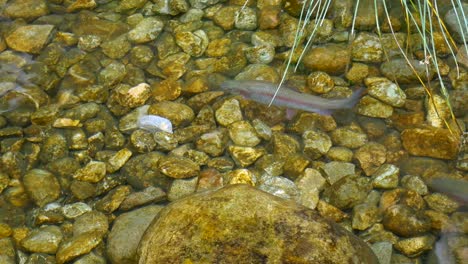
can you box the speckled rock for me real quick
[235,6,257,30]
[303,44,350,75]
[148,101,195,127]
[352,203,381,231]
[175,30,209,57]
[215,98,243,127]
[330,125,368,149]
[382,204,431,237]
[323,161,355,185]
[357,95,394,118]
[295,168,326,209]
[371,164,399,189]
[365,77,406,107]
[306,71,334,94]
[394,235,435,257]
[4,0,48,20]
[20,225,62,254]
[401,127,460,160]
[23,169,61,207]
[72,161,106,183]
[6,24,54,54]
[323,174,372,210]
[354,142,387,176]
[158,156,200,179]
[424,193,460,214]
[228,145,265,167]
[107,205,163,264]
[302,129,332,159]
[101,35,131,59]
[228,120,261,147]
[138,184,378,263]
[351,32,383,62]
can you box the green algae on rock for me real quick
[138,184,379,264]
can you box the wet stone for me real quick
[357,95,394,118]
[345,63,369,84]
[306,71,334,94]
[352,203,381,231]
[215,98,243,127]
[73,211,108,238]
[228,145,265,167]
[302,129,332,159]
[371,164,399,189]
[174,30,209,57]
[66,0,97,12]
[295,168,326,209]
[228,120,261,147]
[326,146,353,162]
[289,112,337,133]
[323,161,355,185]
[394,235,435,257]
[158,155,200,179]
[213,6,238,30]
[245,44,275,64]
[380,58,434,84]
[354,142,387,176]
[365,77,406,107]
[23,169,60,207]
[148,101,194,127]
[128,17,164,44]
[55,232,102,264]
[167,177,199,201]
[424,193,460,214]
[120,186,166,211]
[101,35,131,59]
[61,202,92,219]
[107,205,163,264]
[258,175,299,199]
[6,25,54,54]
[444,3,468,43]
[283,153,310,180]
[324,174,372,210]
[4,0,49,20]
[153,131,178,152]
[330,125,368,149]
[73,161,106,183]
[20,225,62,254]
[270,133,300,159]
[382,204,431,237]
[235,6,257,30]
[252,118,272,140]
[352,32,383,62]
[400,175,428,196]
[138,184,378,263]
[401,127,460,160]
[303,44,350,75]
[151,79,181,102]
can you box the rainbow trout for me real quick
[220,80,363,116]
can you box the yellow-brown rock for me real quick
[401,127,460,160]
[138,184,378,263]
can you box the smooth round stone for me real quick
[138,184,378,263]
[148,101,195,127]
[23,169,61,207]
[107,205,163,264]
[20,225,63,254]
[158,156,200,179]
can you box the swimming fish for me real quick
[220,80,363,116]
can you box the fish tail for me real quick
[345,88,364,108]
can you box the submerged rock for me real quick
[138,184,378,263]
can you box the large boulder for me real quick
[138,184,378,263]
